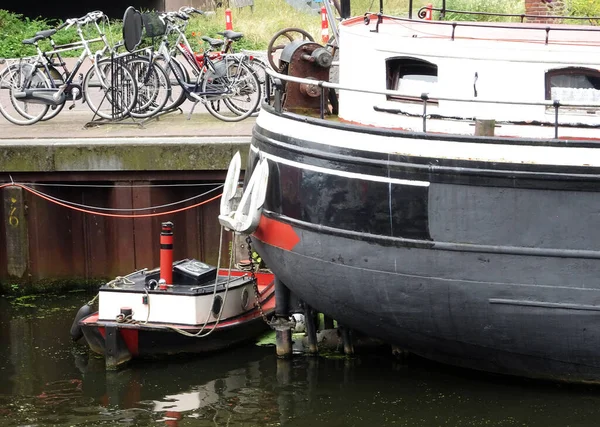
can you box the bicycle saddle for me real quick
[35,29,57,38]
[201,36,225,48]
[217,30,244,41]
[22,29,57,45]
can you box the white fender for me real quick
[220,151,241,219]
[218,157,269,234]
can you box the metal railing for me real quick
[265,67,600,139]
[365,12,600,44]
[409,0,600,22]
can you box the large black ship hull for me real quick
[249,106,600,383]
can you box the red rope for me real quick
[0,182,222,218]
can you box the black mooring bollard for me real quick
[275,277,290,318]
[273,278,293,358]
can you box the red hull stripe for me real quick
[253,215,300,251]
[120,329,139,355]
[96,324,139,355]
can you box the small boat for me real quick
[219,1,600,383]
[75,258,275,369]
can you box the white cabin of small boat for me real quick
[338,15,600,140]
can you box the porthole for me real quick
[212,295,223,318]
[241,288,249,310]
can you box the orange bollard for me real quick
[225,8,233,31]
[160,221,174,286]
[425,3,433,20]
[321,5,329,43]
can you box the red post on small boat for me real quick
[160,221,174,286]
[425,3,433,20]
[321,5,329,43]
[225,8,233,31]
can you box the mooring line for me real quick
[0,182,222,218]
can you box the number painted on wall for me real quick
[8,196,19,228]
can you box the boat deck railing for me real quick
[416,6,600,24]
[408,0,600,23]
[264,68,600,139]
[365,12,600,44]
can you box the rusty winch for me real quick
[277,40,333,113]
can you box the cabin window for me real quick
[386,57,438,104]
[545,67,600,114]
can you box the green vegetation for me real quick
[434,0,524,22]
[564,0,600,23]
[1,1,598,59]
[434,0,600,23]
[0,10,120,58]
[0,0,425,58]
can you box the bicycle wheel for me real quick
[222,60,261,118]
[127,57,171,119]
[0,63,50,125]
[202,58,260,122]
[155,56,189,112]
[83,58,138,120]
[236,56,269,116]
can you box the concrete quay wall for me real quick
[0,112,254,294]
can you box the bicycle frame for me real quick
[156,18,248,103]
[23,17,113,102]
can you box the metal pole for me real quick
[421,93,428,132]
[304,304,319,355]
[323,0,339,43]
[340,325,354,356]
[320,86,326,119]
[554,100,560,139]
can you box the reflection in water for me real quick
[2,295,600,426]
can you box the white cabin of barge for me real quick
[338,16,600,139]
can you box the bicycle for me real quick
[0,11,138,125]
[142,9,261,122]
[200,29,272,116]
[166,9,263,119]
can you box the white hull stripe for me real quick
[250,145,430,187]
[256,110,600,168]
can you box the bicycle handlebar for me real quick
[179,6,204,15]
[55,19,74,31]
[160,10,190,23]
[60,10,105,28]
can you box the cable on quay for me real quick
[19,184,224,212]
[0,182,222,218]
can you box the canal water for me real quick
[2,293,600,427]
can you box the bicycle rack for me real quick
[84,53,143,129]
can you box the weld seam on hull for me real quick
[489,298,600,311]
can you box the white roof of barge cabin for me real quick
[339,15,600,65]
[340,15,600,46]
